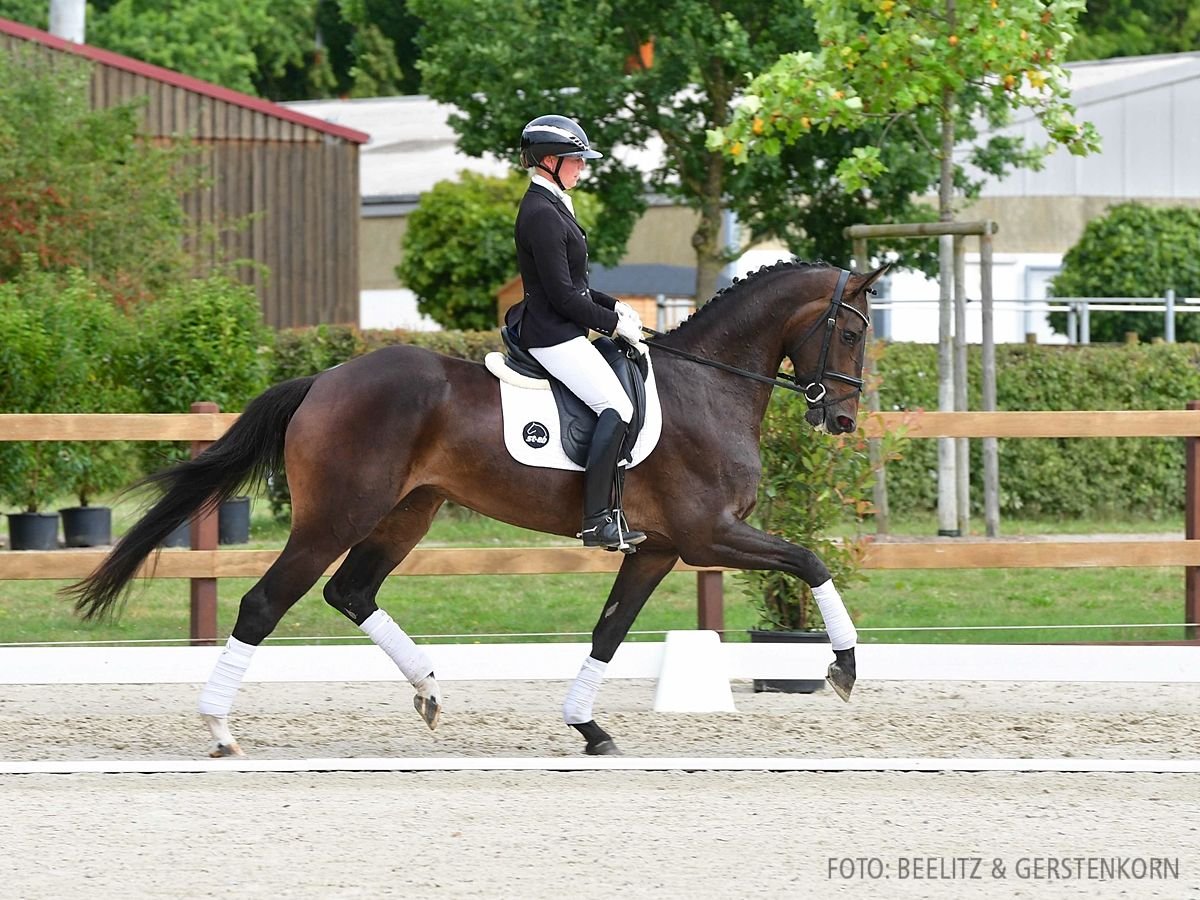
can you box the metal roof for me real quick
[0,16,369,144]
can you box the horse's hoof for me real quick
[209,742,244,758]
[570,720,621,756]
[826,647,857,703]
[413,694,441,731]
[585,738,623,756]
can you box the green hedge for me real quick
[874,341,1200,519]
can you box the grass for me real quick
[0,492,1191,646]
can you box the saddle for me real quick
[498,325,649,467]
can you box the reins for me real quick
[632,268,868,405]
[635,329,814,396]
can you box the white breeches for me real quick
[530,336,633,423]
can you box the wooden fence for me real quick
[3,406,1200,643]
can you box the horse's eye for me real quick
[842,330,859,346]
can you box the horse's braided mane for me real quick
[668,258,835,336]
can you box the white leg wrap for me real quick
[563,656,608,725]
[197,636,256,717]
[813,579,857,651]
[360,609,434,685]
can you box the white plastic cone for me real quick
[652,630,737,713]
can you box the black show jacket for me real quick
[509,182,619,349]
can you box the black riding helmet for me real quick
[520,114,602,190]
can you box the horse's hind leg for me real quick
[565,548,679,756]
[323,488,446,731]
[198,529,354,757]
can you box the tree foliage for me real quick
[717,0,1100,208]
[0,49,200,304]
[1070,0,1200,60]
[0,265,138,511]
[397,171,602,330]
[0,0,421,100]
[1048,203,1200,342]
[412,0,952,304]
[743,349,907,631]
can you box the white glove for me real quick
[614,309,644,345]
[614,301,643,332]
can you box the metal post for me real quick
[1067,304,1077,344]
[1081,301,1090,345]
[696,571,725,639]
[1187,401,1200,641]
[980,226,1000,537]
[1166,289,1176,343]
[953,235,969,534]
[190,401,220,645]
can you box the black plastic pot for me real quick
[162,520,190,548]
[7,512,60,551]
[60,506,113,547]
[748,628,830,694]
[218,496,251,545]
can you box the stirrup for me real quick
[579,513,645,552]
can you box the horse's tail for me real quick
[68,375,318,622]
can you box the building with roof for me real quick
[883,51,1200,343]
[0,17,368,328]
[283,96,713,330]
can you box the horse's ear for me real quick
[852,263,889,296]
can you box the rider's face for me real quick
[556,156,587,190]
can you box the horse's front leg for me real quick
[564,548,679,756]
[687,518,858,701]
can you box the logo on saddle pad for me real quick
[522,422,550,448]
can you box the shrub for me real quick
[874,341,1200,520]
[0,266,137,511]
[1048,203,1200,342]
[397,172,602,331]
[129,275,274,470]
[0,48,201,305]
[741,348,907,631]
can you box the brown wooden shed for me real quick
[0,17,369,328]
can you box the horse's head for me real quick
[787,264,888,434]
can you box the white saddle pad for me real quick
[484,352,663,471]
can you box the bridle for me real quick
[637,267,871,409]
[788,268,871,409]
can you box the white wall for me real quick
[360,289,442,331]
[878,253,1067,345]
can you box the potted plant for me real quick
[57,286,138,547]
[741,347,907,692]
[0,267,85,549]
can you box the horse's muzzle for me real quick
[806,406,856,434]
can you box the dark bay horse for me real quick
[69,259,886,756]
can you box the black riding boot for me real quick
[580,409,646,550]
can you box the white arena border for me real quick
[4,638,1198,776]
[1,638,1198,685]
[4,757,1200,775]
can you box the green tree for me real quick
[0,0,423,100]
[398,171,601,330]
[1048,203,1200,342]
[412,0,948,304]
[1070,0,1200,60]
[0,49,201,304]
[716,0,1100,221]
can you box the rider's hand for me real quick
[614,301,643,333]
[614,309,644,345]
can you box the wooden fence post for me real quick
[1187,401,1200,641]
[696,571,725,639]
[189,402,220,645]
